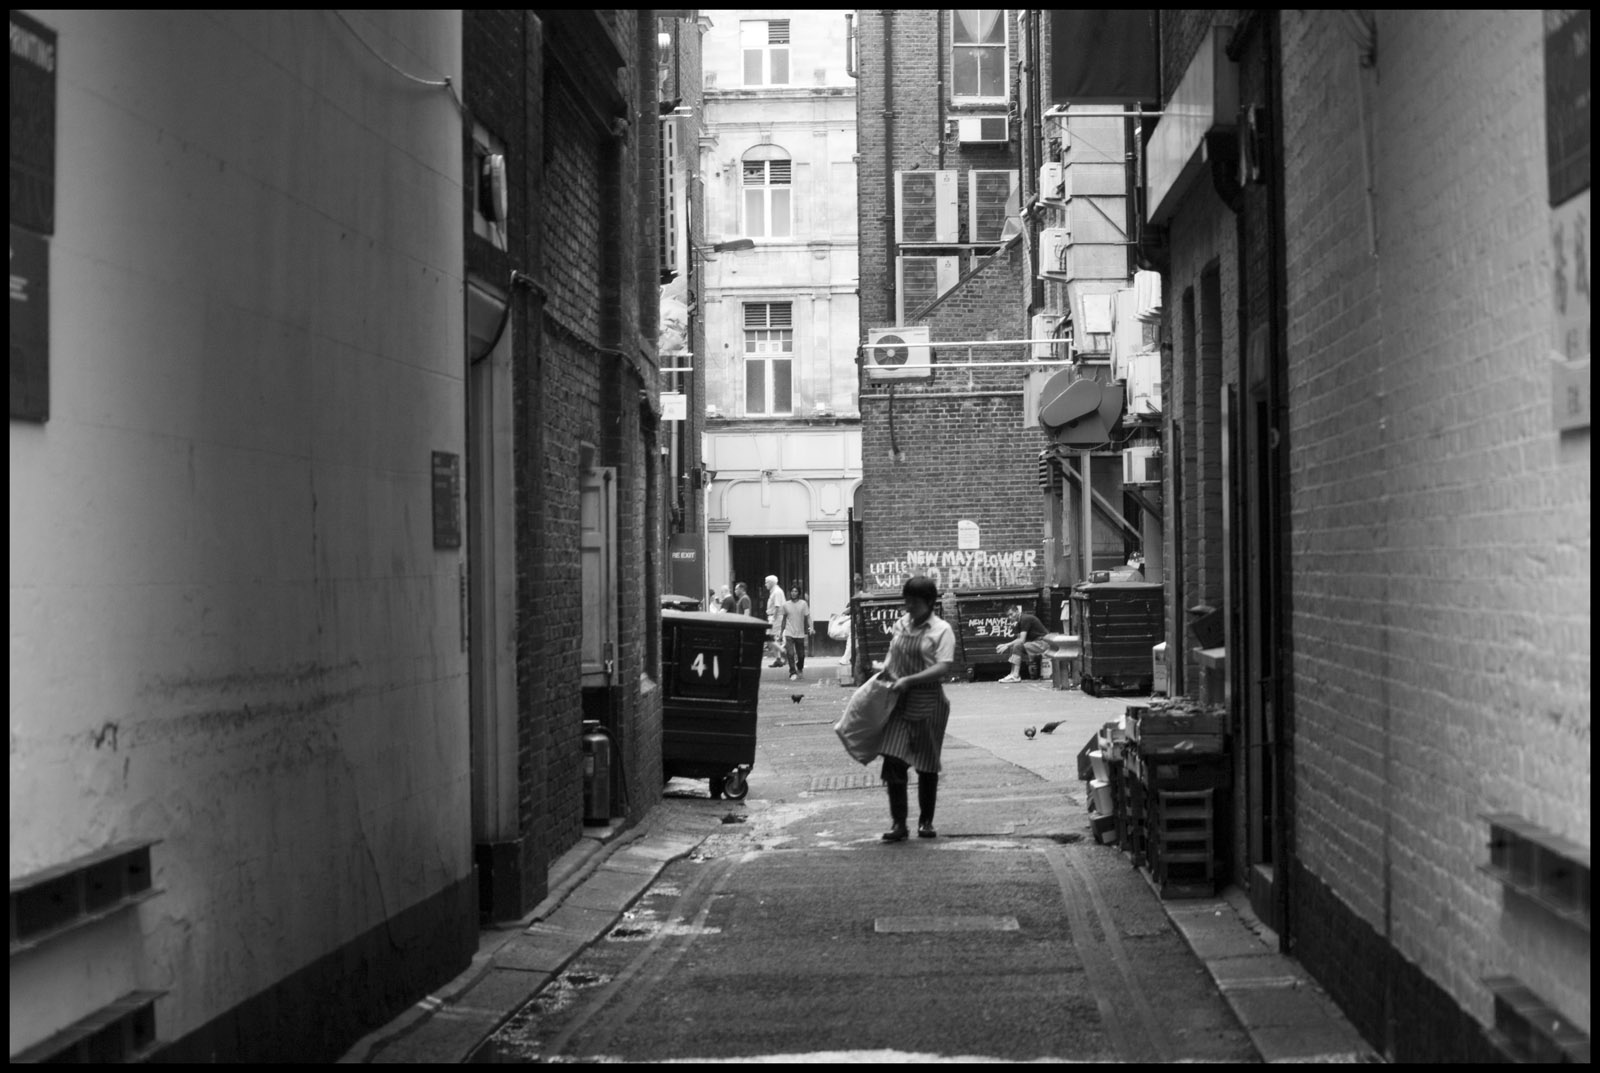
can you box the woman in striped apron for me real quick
[878,576,957,842]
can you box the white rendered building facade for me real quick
[698,10,862,631]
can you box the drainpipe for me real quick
[882,10,896,323]
[935,11,945,170]
[1030,11,1042,193]
[1264,9,1292,954]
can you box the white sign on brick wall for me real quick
[957,519,980,550]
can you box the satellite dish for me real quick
[876,333,908,366]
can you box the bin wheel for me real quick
[722,769,749,800]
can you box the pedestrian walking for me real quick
[734,581,753,618]
[840,573,869,667]
[717,585,736,614]
[994,603,1049,682]
[763,575,786,666]
[780,585,811,679]
[876,576,955,841]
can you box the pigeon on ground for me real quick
[1040,721,1063,734]
[1024,726,1037,739]
[721,813,747,824]
[791,694,803,704]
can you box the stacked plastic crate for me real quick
[1123,703,1229,897]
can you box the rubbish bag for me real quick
[834,672,897,765]
[827,612,851,641]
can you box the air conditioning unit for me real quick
[1126,351,1162,415]
[1039,161,1064,202]
[1038,227,1071,278]
[967,169,1019,244]
[1123,445,1162,485]
[895,170,958,243]
[1031,313,1064,359]
[956,115,1009,144]
[896,255,959,322]
[865,326,934,380]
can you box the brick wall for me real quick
[856,11,1046,597]
[462,10,665,919]
[1160,172,1240,688]
[1159,9,1242,101]
[1282,9,1590,1053]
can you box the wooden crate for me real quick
[1145,752,1231,791]
[1149,789,1217,898]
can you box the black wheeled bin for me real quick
[661,610,767,799]
[660,594,703,611]
[1069,581,1164,696]
[850,592,951,681]
[950,586,1045,680]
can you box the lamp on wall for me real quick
[692,237,756,260]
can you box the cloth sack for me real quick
[834,672,897,764]
[827,613,851,641]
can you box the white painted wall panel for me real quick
[8,9,467,1052]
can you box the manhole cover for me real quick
[874,915,1021,933]
[809,773,881,791]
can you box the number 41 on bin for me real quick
[680,648,734,685]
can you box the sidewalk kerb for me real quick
[338,805,716,1063]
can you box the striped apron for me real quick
[877,621,952,775]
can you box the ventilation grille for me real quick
[899,172,941,243]
[900,258,941,316]
[11,839,160,956]
[1037,451,1064,493]
[10,990,166,1063]
[743,159,790,185]
[970,169,1016,243]
[1484,976,1590,1063]
[744,302,792,329]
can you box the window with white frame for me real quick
[743,302,794,415]
[741,147,792,238]
[951,10,1008,99]
[741,18,791,86]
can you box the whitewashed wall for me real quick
[8,10,467,1052]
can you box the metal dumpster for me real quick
[849,592,950,682]
[950,587,1046,680]
[1069,581,1164,696]
[660,593,703,611]
[661,610,767,799]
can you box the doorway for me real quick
[1242,382,1281,929]
[465,280,519,920]
[728,536,810,604]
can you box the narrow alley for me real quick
[354,668,1360,1064]
[9,7,1588,1065]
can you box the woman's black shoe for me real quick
[917,823,937,838]
[882,824,909,842]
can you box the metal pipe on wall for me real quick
[881,11,896,326]
[935,10,944,170]
[1080,451,1093,581]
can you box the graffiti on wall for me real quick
[867,548,1039,592]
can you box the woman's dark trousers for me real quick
[882,756,937,827]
